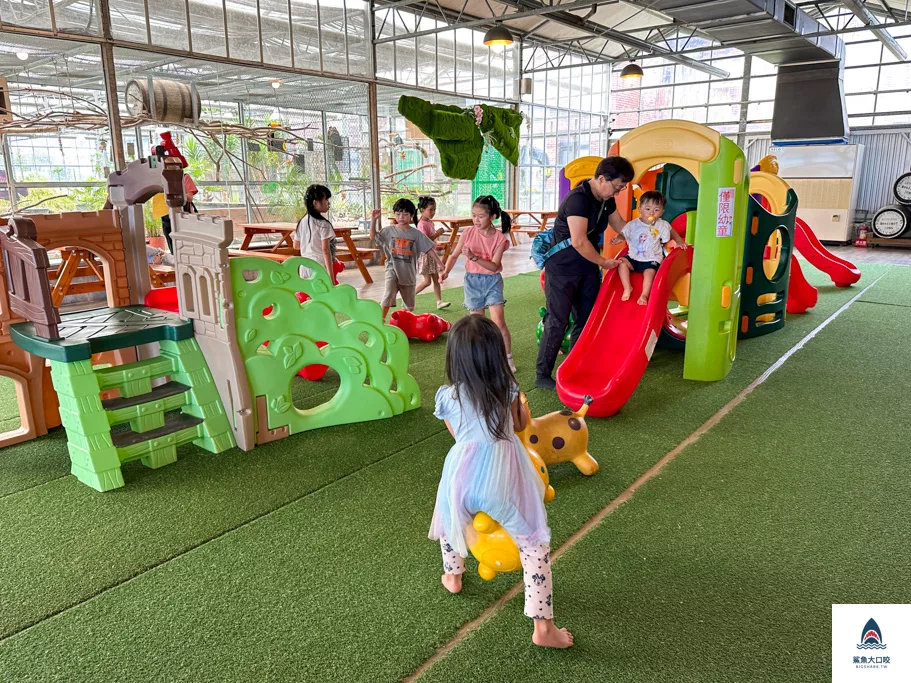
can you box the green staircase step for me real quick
[101,381,190,411]
[94,356,176,391]
[102,382,191,427]
[111,412,204,449]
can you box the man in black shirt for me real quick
[535,156,635,391]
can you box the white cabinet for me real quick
[771,144,864,243]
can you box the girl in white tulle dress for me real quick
[429,314,573,648]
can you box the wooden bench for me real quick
[512,227,544,237]
[336,247,380,263]
[228,249,295,262]
[149,265,176,288]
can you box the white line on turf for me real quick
[406,271,887,681]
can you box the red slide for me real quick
[557,247,693,418]
[794,217,860,287]
[786,255,818,314]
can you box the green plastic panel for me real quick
[10,306,193,363]
[230,256,421,437]
[653,163,700,225]
[739,189,799,339]
[682,137,749,382]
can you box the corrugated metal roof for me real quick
[429,0,674,59]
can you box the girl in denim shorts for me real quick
[441,195,516,372]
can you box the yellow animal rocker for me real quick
[468,393,597,580]
[517,394,598,476]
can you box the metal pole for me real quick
[322,110,331,185]
[239,102,253,223]
[368,82,382,211]
[367,0,381,213]
[737,54,751,150]
[2,135,18,213]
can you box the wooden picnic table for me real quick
[504,210,558,245]
[149,264,176,288]
[387,216,473,264]
[237,222,375,284]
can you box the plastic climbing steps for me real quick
[10,306,235,492]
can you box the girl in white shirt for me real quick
[293,184,337,280]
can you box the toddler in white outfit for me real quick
[610,190,688,305]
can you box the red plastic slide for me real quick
[144,286,179,313]
[793,217,860,288]
[556,247,693,418]
[786,255,818,314]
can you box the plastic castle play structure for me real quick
[550,119,861,417]
[0,153,420,491]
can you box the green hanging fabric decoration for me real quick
[477,104,523,167]
[397,96,484,180]
[396,96,524,181]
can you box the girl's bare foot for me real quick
[532,619,574,648]
[621,288,632,302]
[637,294,649,305]
[441,573,462,594]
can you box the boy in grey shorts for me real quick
[370,198,443,321]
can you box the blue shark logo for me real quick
[858,618,887,650]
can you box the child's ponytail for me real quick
[473,195,511,234]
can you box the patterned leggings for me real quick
[440,536,554,620]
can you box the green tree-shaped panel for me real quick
[230,257,421,435]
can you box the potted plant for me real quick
[146,220,167,250]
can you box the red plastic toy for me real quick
[332,259,344,285]
[389,310,452,342]
[154,131,188,168]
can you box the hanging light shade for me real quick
[483,25,514,46]
[620,61,644,80]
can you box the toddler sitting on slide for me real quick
[610,190,688,305]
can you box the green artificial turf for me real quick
[857,264,911,308]
[0,262,901,681]
[419,295,911,683]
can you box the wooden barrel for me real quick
[125,79,200,122]
[871,203,911,239]
[893,172,911,205]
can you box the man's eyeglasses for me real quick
[610,180,628,192]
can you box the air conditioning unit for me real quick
[771,143,864,244]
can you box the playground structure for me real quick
[0,151,421,491]
[552,120,861,418]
